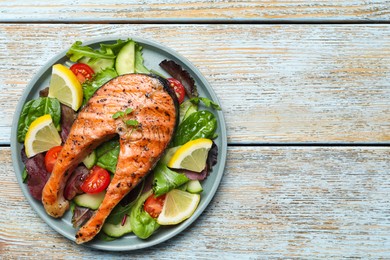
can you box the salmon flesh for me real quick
[41,74,179,244]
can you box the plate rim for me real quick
[11,36,227,251]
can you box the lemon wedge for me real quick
[157,189,200,225]
[48,64,83,111]
[24,114,62,158]
[167,138,212,172]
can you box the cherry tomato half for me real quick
[70,63,94,83]
[167,78,186,104]
[144,194,166,218]
[44,146,63,173]
[81,166,110,194]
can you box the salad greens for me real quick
[67,39,149,75]
[153,163,189,197]
[19,38,222,242]
[130,190,160,239]
[173,110,217,146]
[95,138,120,174]
[17,97,61,142]
[82,68,118,104]
[66,41,116,62]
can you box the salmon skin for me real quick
[41,74,179,243]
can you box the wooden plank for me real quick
[0,24,389,144]
[0,0,389,22]
[1,146,389,258]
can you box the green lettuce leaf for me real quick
[130,190,160,239]
[82,68,118,105]
[135,44,150,74]
[95,138,120,174]
[153,163,189,196]
[66,41,115,62]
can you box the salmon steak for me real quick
[41,74,179,244]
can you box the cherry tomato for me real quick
[70,63,94,83]
[167,78,186,104]
[44,146,63,172]
[81,166,110,194]
[144,194,166,218]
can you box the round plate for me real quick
[11,37,227,251]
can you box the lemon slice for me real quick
[24,114,62,158]
[157,189,200,225]
[167,138,212,172]
[48,64,83,111]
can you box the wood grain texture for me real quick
[0,0,389,22]
[1,147,389,258]
[0,24,389,144]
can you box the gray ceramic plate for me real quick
[11,37,227,251]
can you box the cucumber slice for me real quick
[73,191,105,210]
[186,180,203,193]
[83,150,97,169]
[102,216,132,238]
[116,41,135,75]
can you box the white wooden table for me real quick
[1,1,389,258]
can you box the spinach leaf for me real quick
[96,138,120,174]
[173,110,217,146]
[17,97,61,142]
[130,190,160,239]
[17,100,34,142]
[82,68,118,105]
[153,163,189,197]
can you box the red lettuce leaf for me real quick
[72,206,94,228]
[60,104,77,143]
[159,59,198,98]
[23,150,50,200]
[180,142,218,181]
[64,165,90,200]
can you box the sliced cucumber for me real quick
[186,180,203,193]
[116,41,135,75]
[73,191,105,210]
[102,215,132,238]
[82,150,97,169]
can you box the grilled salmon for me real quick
[41,74,178,243]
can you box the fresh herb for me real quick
[125,119,139,127]
[112,111,124,119]
[17,97,61,142]
[124,108,133,115]
[112,108,139,129]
